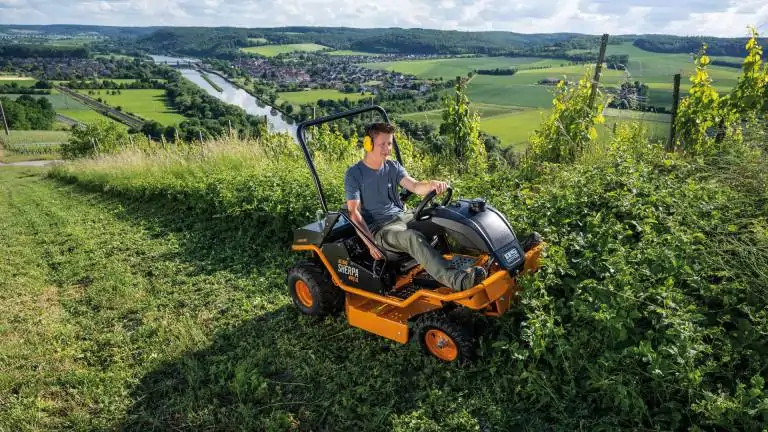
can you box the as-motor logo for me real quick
[503,247,521,265]
[337,259,359,283]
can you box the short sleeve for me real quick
[393,160,408,185]
[344,166,360,201]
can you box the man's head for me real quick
[364,122,395,158]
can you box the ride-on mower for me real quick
[286,106,545,363]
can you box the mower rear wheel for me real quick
[286,261,344,317]
[414,312,475,364]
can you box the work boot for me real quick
[457,266,487,291]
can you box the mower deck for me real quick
[307,245,545,344]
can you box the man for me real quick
[343,122,487,292]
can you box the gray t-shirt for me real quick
[344,159,408,227]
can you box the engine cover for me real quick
[422,198,525,273]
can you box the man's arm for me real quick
[347,199,384,260]
[400,175,449,196]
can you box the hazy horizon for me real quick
[0,0,766,38]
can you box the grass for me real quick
[378,43,745,149]
[324,50,381,56]
[240,43,329,57]
[2,123,764,430]
[74,89,185,125]
[277,89,368,105]
[0,78,37,87]
[0,130,68,162]
[360,56,556,80]
[2,92,90,110]
[0,130,70,146]
[58,109,129,128]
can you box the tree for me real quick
[62,119,129,159]
[439,76,486,172]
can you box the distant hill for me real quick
[2,25,765,59]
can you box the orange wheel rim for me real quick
[424,329,458,361]
[295,280,313,307]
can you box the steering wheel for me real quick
[413,187,453,221]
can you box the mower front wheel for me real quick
[414,312,475,364]
[286,261,344,317]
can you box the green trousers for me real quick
[372,212,470,291]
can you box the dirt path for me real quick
[0,159,62,167]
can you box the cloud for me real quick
[0,0,766,37]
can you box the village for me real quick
[230,52,443,97]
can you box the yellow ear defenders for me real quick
[362,126,374,152]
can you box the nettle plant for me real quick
[522,69,606,174]
[673,44,742,156]
[729,27,768,124]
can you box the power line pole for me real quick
[668,73,681,151]
[0,99,9,135]
[588,33,610,110]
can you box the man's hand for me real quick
[429,180,449,194]
[367,243,384,260]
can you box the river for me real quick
[148,55,298,138]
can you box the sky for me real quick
[0,0,767,38]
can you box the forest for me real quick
[0,94,57,129]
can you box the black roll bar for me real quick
[295,105,405,213]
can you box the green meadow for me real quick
[277,89,368,105]
[360,42,743,149]
[360,56,563,80]
[241,43,329,57]
[75,89,185,125]
[324,50,381,56]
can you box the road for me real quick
[54,85,145,130]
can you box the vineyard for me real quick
[1,30,767,431]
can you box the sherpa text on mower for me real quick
[286,106,545,363]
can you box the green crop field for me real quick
[0,77,37,87]
[248,37,269,44]
[277,89,368,105]
[241,43,329,57]
[0,130,69,146]
[324,50,381,56]
[373,42,746,149]
[360,56,558,80]
[76,89,185,125]
[58,109,128,128]
[4,93,89,110]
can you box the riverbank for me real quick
[198,65,297,122]
[199,71,223,92]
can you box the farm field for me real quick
[0,77,37,87]
[58,109,128,128]
[74,89,185,125]
[241,43,329,57]
[0,131,68,162]
[360,56,565,80]
[324,50,381,56]
[3,92,89,110]
[277,89,368,105]
[364,42,744,149]
[2,92,125,127]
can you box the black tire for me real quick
[414,312,475,364]
[286,261,345,317]
[521,231,543,252]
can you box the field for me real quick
[0,130,68,162]
[324,50,381,56]
[0,77,37,87]
[277,89,368,105]
[74,89,185,125]
[240,43,329,57]
[359,42,744,149]
[2,116,765,430]
[360,56,565,80]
